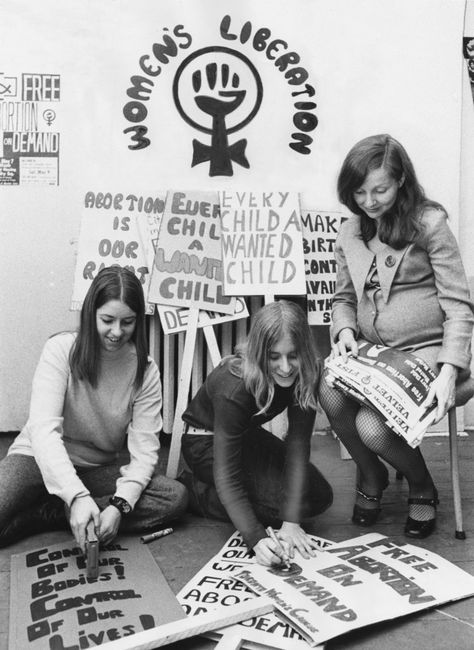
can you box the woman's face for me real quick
[353,167,401,220]
[268,333,300,387]
[96,299,137,351]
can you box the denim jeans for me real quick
[0,453,188,538]
[181,426,333,526]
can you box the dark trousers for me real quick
[181,426,333,526]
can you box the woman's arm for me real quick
[331,238,359,356]
[27,335,91,506]
[277,404,318,559]
[212,392,267,550]
[423,209,474,370]
[115,360,162,507]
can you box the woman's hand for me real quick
[331,328,358,361]
[252,536,291,567]
[69,495,101,553]
[425,363,458,423]
[278,521,316,560]
[98,506,122,545]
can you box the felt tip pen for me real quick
[140,527,173,544]
[265,526,291,569]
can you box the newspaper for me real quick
[325,341,438,447]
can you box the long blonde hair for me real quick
[239,300,319,413]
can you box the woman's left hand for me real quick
[425,363,458,423]
[278,521,316,560]
[98,506,122,545]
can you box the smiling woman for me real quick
[0,266,188,551]
[179,300,333,567]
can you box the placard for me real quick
[9,536,185,650]
[71,190,164,314]
[301,210,344,325]
[148,190,235,314]
[158,296,249,335]
[234,532,474,647]
[220,191,306,296]
[178,530,332,649]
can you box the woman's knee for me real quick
[302,468,333,518]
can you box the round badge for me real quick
[385,255,396,267]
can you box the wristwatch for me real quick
[109,496,132,515]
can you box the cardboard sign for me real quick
[220,191,306,296]
[158,296,249,335]
[148,190,235,314]
[301,210,344,325]
[71,190,164,314]
[234,532,474,647]
[9,537,185,650]
[178,531,332,649]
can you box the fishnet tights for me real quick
[319,376,436,520]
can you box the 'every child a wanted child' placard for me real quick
[219,191,306,297]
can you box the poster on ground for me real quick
[235,532,474,647]
[9,536,185,650]
[177,530,332,649]
[148,190,235,314]
[220,191,306,297]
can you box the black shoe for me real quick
[352,488,382,526]
[0,497,68,548]
[404,490,439,539]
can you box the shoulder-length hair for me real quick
[337,134,440,249]
[239,300,319,413]
[70,266,148,390]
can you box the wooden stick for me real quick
[166,308,199,478]
[98,597,274,650]
[203,324,222,368]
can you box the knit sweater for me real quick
[183,358,316,548]
[9,332,162,508]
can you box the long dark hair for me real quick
[238,300,319,413]
[70,266,148,389]
[337,134,441,249]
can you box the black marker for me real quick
[265,526,291,570]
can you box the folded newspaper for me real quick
[325,341,438,447]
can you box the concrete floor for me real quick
[0,430,473,650]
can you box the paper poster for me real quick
[71,190,164,314]
[220,191,306,297]
[9,536,185,650]
[301,210,344,325]
[0,71,60,185]
[177,530,333,649]
[463,36,474,104]
[148,190,236,314]
[234,532,474,647]
[158,296,249,335]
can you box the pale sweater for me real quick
[9,332,162,508]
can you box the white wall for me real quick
[0,0,468,429]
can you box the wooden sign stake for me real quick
[97,596,274,650]
[166,308,199,478]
